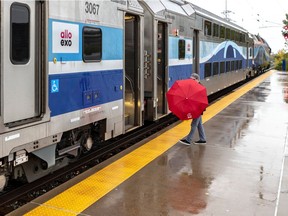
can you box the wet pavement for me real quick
[83,71,288,216]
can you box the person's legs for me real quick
[197,116,206,141]
[186,117,201,142]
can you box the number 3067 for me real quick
[85,2,99,15]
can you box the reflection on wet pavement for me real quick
[86,71,288,216]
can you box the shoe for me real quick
[193,140,206,145]
[179,139,190,145]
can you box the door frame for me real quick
[1,0,47,129]
[124,12,143,131]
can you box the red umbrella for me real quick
[166,79,208,120]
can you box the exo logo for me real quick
[52,21,79,53]
[60,30,72,46]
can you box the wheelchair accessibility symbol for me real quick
[51,79,59,93]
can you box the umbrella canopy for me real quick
[166,79,208,120]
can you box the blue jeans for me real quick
[186,116,206,142]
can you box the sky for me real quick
[188,0,288,53]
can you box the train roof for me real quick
[141,0,194,17]
[253,34,272,50]
[140,0,248,33]
[189,3,248,33]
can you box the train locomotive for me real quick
[0,0,271,191]
[252,34,272,73]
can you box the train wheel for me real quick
[0,175,7,192]
[82,136,93,153]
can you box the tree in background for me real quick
[282,14,288,47]
[274,14,288,71]
[273,50,288,71]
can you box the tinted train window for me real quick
[220,62,225,73]
[238,60,242,69]
[204,63,212,78]
[231,30,235,41]
[226,29,230,40]
[240,33,245,43]
[213,62,219,75]
[213,24,219,37]
[10,3,30,64]
[220,26,225,38]
[178,39,185,60]
[204,21,212,36]
[83,27,102,62]
[235,32,240,42]
[231,61,235,71]
[226,61,231,72]
[249,48,253,57]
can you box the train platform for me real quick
[9,70,288,216]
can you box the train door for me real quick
[193,30,200,74]
[124,14,141,131]
[2,1,44,126]
[156,22,167,118]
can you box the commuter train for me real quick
[0,0,271,191]
[252,34,271,73]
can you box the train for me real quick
[0,0,271,191]
[252,34,271,73]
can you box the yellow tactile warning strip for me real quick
[25,70,274,216]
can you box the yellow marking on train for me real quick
[25,70,274,216]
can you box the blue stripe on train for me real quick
[168,64,193,87]
[199,44,247,79]
[49,70,123,116]
[48,19,123,62]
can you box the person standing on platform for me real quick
[179,73,207,145]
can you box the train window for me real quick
[10,3,30,64]
[240,33,245,43]
[243,34,246,42]
[235,32,239,42]
[220,62,225,73]
[220,26,225,38]
[231,61,235,71]
[249,48,253,57]
[204,63,212,78]
[213,24,219,37]
[226,29,230,40]
[204,21,212,36]
[83,27,102,62]
[226,61,231,72]
[231,30,235,41]
[178,39,185,60]
[213,62,219,75]
[238,60,242,69]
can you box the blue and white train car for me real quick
[190,4,253,95]
[0,0,145,189]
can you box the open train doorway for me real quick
[124,14,141,131]
[156,22,167,118]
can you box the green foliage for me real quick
[273,49,288,71]
[283,14,288,26]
